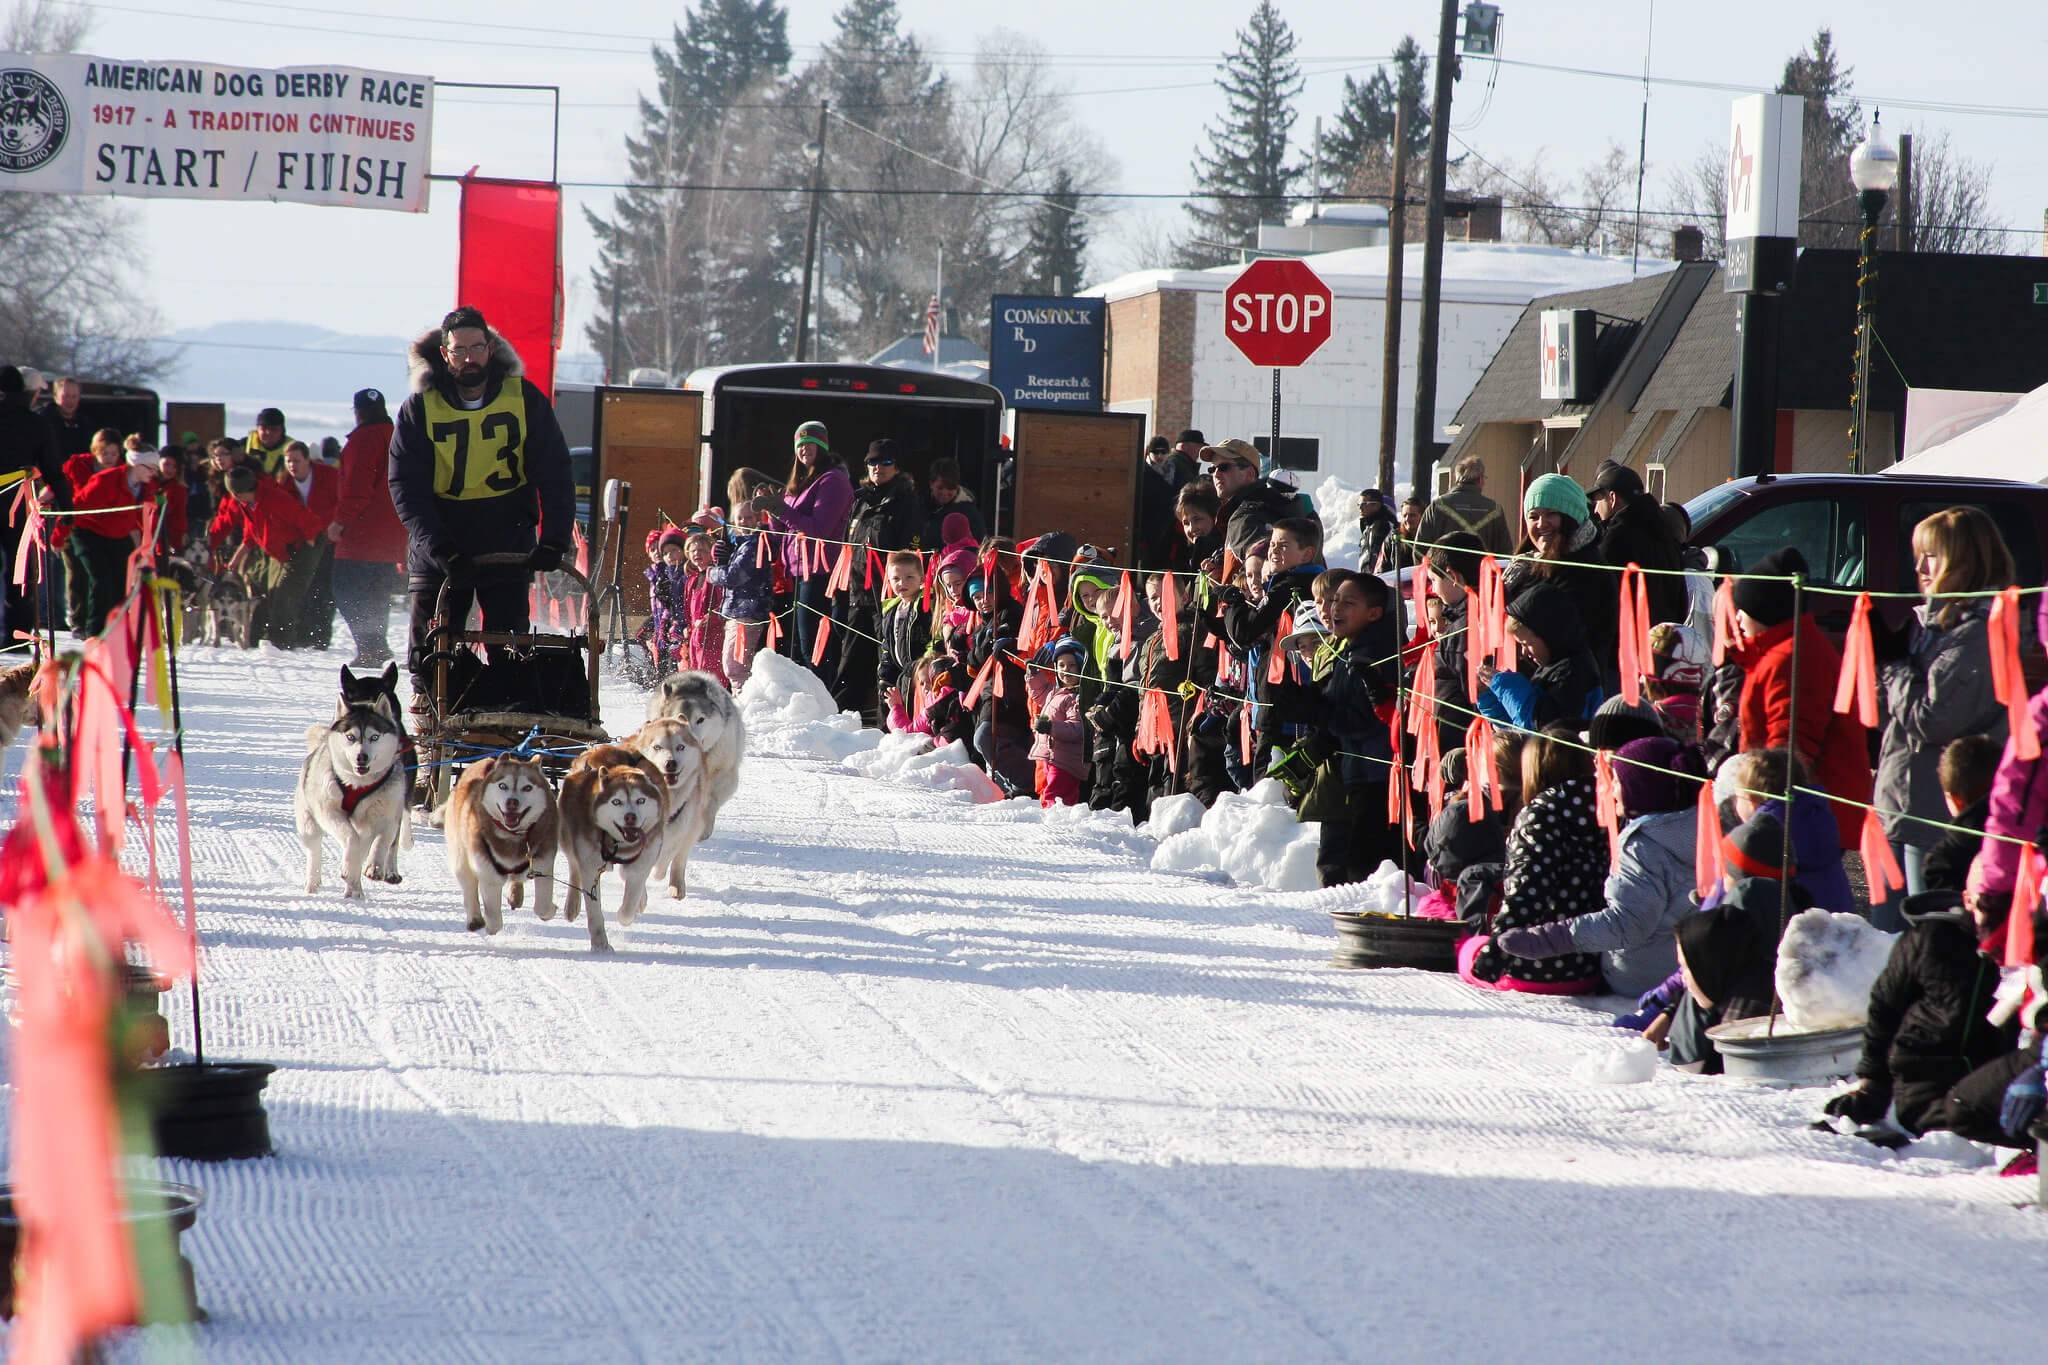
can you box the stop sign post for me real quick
[1223,259,1334,470]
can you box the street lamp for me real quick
[1847,112,1899,474]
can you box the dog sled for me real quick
[413,550,607,809]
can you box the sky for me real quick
[36,0,2048,361]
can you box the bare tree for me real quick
[1902,129,2008,255]
[1462,143,1643,255]
[0,1,170,383]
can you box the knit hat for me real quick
[1048,634,1087,664]
[941,511,972,547]
[1721,807,1790,882]
[1731,546,1807,628]
[1590,458,1643,496]
[1587,695,1662,751]
[125,446,162,473]
[794,420,829,450]
[1612,736,1706,818]
[657,526,689,553]
[1506,580,1587,660]
[1675,902,1771,1007]
[256,406,285,428]
[1649,621,1710,690]
[935,539,979,584]
[1522,472,1588,525]
[690,505,726,530]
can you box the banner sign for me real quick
[0,53,433,212]
[1723,92,1802,292]
[989,295,1106,411]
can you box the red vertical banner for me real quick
[457,177,563,399]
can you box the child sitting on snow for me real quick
[1459,725,1609,993]
[1474,581,1601,731]
[1029,636,1090,807]
[1491,736,1707,998]
[1663,897,1780,1075]
[1823,886,2018,1140]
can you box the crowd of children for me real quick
[731,448,2048,1168]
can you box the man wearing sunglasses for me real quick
[388,305,575,710]
[1200,437,1306,584]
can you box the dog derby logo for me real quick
[0,68,69,174]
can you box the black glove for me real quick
[1822,1079,1890,1125]
[992,637,1018,656]
[1034,715,1053,735]
[1300,730,1335,765]
[438,551,474,588]
[528,542,566,573]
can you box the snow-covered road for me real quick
[9,641,2046,1361]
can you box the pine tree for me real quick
[584,0,794,376]
[1179,0,1304,267]
[1318,36,1430,198]
[1022,171,1088,295]
[800,0,956,358]
[1775,27,1865,249]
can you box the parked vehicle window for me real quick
[1899,499,2042,595]
[1708,497,1866,588]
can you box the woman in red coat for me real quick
[1730,547,1872,851]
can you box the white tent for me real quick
[1886,381,2048,481]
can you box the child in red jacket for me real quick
[69,444,164,634]
[1729,546,1871,851]
[208,465,323,648]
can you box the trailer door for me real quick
[1009,410,1146,565]
[594,387,702,613]
[164,401,225,449]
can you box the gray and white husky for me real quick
[296,694,408,900]
[647,670,744,838]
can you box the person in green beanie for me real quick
[1505,471,1619,694]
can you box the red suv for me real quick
[1683,473,2048,635]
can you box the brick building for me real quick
[1091,242,1666,490]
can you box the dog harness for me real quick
[484,816,539,878]
[335,764,398,817]
[599,829,647,867]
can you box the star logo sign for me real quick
[1728,124,1755,216]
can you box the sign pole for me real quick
[1269,369,1281,473]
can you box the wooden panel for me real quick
[163,401,226,449]
[1010,410,1145,566]
[597,389,703,613]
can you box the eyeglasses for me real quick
[443,342,490,359]
[866,458,895,468]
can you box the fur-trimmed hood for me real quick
[407,325,525,398]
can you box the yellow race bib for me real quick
[420,386,531,501]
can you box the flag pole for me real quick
[934,244,944,372]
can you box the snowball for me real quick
[1898,1129,1998,1169]
[736,651,839,728]
[1571,1035,1659,1085]
[1145,793,1206,839]
[1775,909,1897,1031]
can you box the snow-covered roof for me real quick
[1090,241,1673,309]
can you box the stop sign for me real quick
[1223,258,1333,367]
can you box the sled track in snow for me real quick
[3,642,2044,1361]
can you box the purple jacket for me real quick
[1970,683,2048,898]
[770,466,854,581]
[1027,687,1087,779]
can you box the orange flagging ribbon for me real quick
[1832,592,1878,728]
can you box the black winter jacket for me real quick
[1856,904,2017,1093]
[877,596,931,694]
[1596,491,1687,626]
[847,473,921,559]
[1218,478,1304,563]
[388,327,574,577]
[1219,564,1324,732]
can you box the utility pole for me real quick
[793,102,830,363]
[1897,133,1915,251]
[1378,96,1409,494]
[1409,0,1459,501]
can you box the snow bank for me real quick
[1312,475,1362,572]
[844,734,1003,802]
[1776,909,1897,1031]
[1144,793,1207,839]
[737,650,840,728]
[1151,779,1321,892]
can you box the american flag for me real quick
[921,294,941,358]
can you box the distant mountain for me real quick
[155,320,604,405]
